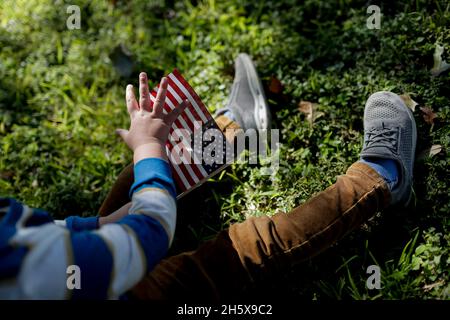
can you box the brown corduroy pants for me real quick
[98,115,391,301]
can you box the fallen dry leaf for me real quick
[420,106,438,125]
[423,280,445,292]
[428,144,443,156]
[298,101,324,125]
[430,44,450,77]
[417,145,443,161]
[400,93,418,112]
[268,76,283,94]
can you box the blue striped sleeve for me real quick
[0,196,173,299]
[65,214,169,299]
[129,158,177,199]
[70,231,113,299]
[117,214,169,273]
[65,216,99,231]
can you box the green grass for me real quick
[0,0,448,299]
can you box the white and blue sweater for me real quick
[0,158,177,299]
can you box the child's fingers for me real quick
[126,85,139,115]
[153,77,168,116]
[165,100,188,125]
[139,72,151,112]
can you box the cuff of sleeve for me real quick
[129,157,177,199]
[65,216,100,231]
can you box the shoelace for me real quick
[365,126,399,153]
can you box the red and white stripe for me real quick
[149,69,213,193]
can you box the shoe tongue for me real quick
[361,124,401,162]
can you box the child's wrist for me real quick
[133,141,167,163]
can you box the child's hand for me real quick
[116,72,187,163]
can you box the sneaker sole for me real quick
[238,54,272,130]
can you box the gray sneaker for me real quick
[217,53,271,130]
[360,91,417,206]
